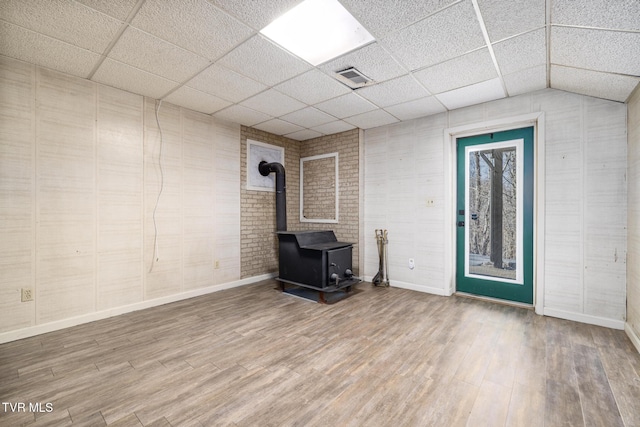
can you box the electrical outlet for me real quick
[214,260,220,269]
[21,288,33,302]
[426,199,435,207]
[408,258,415,270]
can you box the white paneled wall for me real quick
[583,99,627,318]
[213,118,242,284]
[364,113,449,295]
[537,91,627,322]
[363,88,628,326]
[0,56,35,331]
[541,91,584,313]
[0,56,241,339]
[97,86,143,310]
[628,86,640,349]
[36,68,97,324]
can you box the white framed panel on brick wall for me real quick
[246,139,284,192]
[300,152,339,223]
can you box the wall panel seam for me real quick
[94,83,99,313]
[579,96,585,314]
[31,62,37,327]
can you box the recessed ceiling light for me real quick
[260,0,374,66]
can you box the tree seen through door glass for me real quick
[468,147,517,280]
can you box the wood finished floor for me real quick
[1,280,639,427]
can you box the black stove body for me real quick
[277,230,359,291]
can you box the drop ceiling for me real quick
[1,0,638,141]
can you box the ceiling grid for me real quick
[0,0,637,140]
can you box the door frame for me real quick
[444,112,545,314]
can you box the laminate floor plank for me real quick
[573,344,624,427]
[545,339,577,386]
[415,378,481,427]
[302,373,387,427]
[1,280,639,426]
[506,382,545,427]
[453,322,503,386]
[466,379,512,427]
[514,343,547,395]
[544,379,585,427]
[346,374,424,427]
[597,346,640,427]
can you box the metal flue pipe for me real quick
[258,161,287,231]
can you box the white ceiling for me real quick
[1,0,639,141]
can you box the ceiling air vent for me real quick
[334,67,373,89]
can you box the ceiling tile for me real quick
[3,0,636,131]
[185,63,267,103]
[311,120,356,135]
[413,48,496,94]
[357,74,431,107]
[212,104,272,127]
[163,86,232,114]
[314,93,377,119]
[384,96,446,121]
[280,107,336,128]
[435,78,505,110]
[275,69,351,105]
[476,0,546,42]
[493,29,546,76]
[239,89,306,117]
[344,109,399,129]
[319,42,407,83]
[382,1,486,71]
[552,0,640,31]
[207,0,304,31]
[108,27,210,83]
[551,65,640,103]
[92,58,179,99]
[75,0,139,21]
[0,0,123,54]
[340,0,459,38]
[551,27,640,76]
[253,119,304,135]
[218,35,312,86]
[0,21,101,78]
[285,129,324,141]
[503,65,547,96]
[131,0,254,61]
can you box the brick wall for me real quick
[240,127,360,278]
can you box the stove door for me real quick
[326,246,353,286]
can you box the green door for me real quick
[456,127,534,304]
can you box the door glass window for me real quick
[465,140,523,284]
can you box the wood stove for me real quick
[276,230,359,292]
[258,161,360,301]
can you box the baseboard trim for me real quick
[625,322,640,354]
[371,278,449,297]
[0,273,277,344]
[543,307,625,330]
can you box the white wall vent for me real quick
[334,67,373,89]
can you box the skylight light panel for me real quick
[260,0,374,66]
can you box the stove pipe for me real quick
[258,161,287,231]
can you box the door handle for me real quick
[457,221,465,227]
